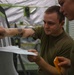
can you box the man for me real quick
[23,6,73,75]
[0,6,74,75]
[57,0,74,75]
[26,6,74,75]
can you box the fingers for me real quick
[57,57,71,68]
[58,61,66,67]
[28,49,37,52]
[57,57,66,66]
[28,49,38,55]
[57,57,65,62]
[27,49,37,62]
[27,49,40,62]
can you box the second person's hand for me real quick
[57,57,71,68]
[0,26,6,39]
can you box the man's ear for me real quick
[60,20,65,27]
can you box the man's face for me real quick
[43,13,63,36]
[58,0,74,20]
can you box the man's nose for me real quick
[44,23,50,28]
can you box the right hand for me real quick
[0,26,6,39]
[57,57,71,69]
[27,49,41,62]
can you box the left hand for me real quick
[27,49,41,62]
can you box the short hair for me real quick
[45,5,65,23]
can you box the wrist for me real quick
[36,57,43,64]
[17,28,24,37]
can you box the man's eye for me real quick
[43,20,55,25]
[47,22,55,25]
[59,2,64,6]
[43,20,46,24]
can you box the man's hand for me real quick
[27,49,41,62]
[0,26,6,39]
[57,57,71,69]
